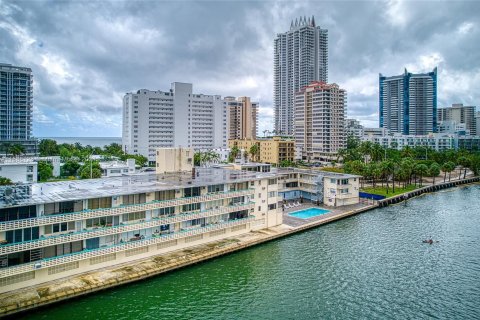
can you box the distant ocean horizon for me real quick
[39,137,122,148]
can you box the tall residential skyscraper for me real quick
[294,82,346,161]
[438,103,476,135]
[274,16,328,135]
[226,96,258,140]
[0,63,37,154]
[379,67,437,135]
[122,82,227,162]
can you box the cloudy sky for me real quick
[1,0,479,137]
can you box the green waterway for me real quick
[21,185,480,320]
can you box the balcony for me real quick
[0,217,255,278]
[0,189,254,232]
[0,202,254,255]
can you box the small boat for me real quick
[422,239,434,244]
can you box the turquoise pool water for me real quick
[289,207,330,219]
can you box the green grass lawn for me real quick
[361,184,418,197]
[320,167,345,173]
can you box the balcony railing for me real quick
[0,217,255,278]
[0,189,254,232]
[0,202,254,255]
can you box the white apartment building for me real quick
[0,158,37,184]
[362,133,456,151]
[100,159,136,177]
[274,16,328,135]
[438,103,476,135]
[346,119,364,140]
[294,82,346,162]
[122,83,227,162]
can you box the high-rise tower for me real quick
[379,68,437,135]
[274,16,328,135]
[0,63,37,154]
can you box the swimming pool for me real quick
[289,208,330,219]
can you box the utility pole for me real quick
[90,153,93,179]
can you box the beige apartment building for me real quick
[294,81,346,162]
[226,96,258,140]
[156,147,193,173]
[228,137,295,165]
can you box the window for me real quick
[122,211,146,222]
[155,190,175,201]
[122,193,146,205]
[268,203,276,210]
[44,222,75,234]
[5,227,39,244]
[268,179,277,185]
[268,191,277,198]
[184,187,200,198]
[207,184,224,193]
[86,216,118,228]
[182,203,200,212]
[44,201,81,215]
[88,197,112,209]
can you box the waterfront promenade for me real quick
[1,176,479,317]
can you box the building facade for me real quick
[0,63,37,155]
[0,158,37,183]
[228,137,295,165]
[362,133,457,151]
[437,103,476,135]
[274,16,328,135]
[276,168,360,207]
[346,119,364,140]
[294,82,346,162]
[122,83,227,162]
[226,96,258,140]
[379,68,437,135]
[0,167,281,293]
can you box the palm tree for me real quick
[1,142,11,156]
[228,146,240,162]
[371,143,384,162]
[458,156,470,179]
[8,144,25,156]
[415,164,429,187]
[249,143,260,162]
[442,161,455,182]
[429,162,441,185]
[401,146,415,159]
[359,141,374,164]
[381,161,394,193]
[372,164,382,188]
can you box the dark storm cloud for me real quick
[1,0,479,136]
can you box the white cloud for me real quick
[458,22,474,35]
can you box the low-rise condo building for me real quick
[228,137,295,165]
[0,158,37,183]
[276,168,360,207]
[0,166,281,292]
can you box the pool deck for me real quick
[282,201,373,228]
